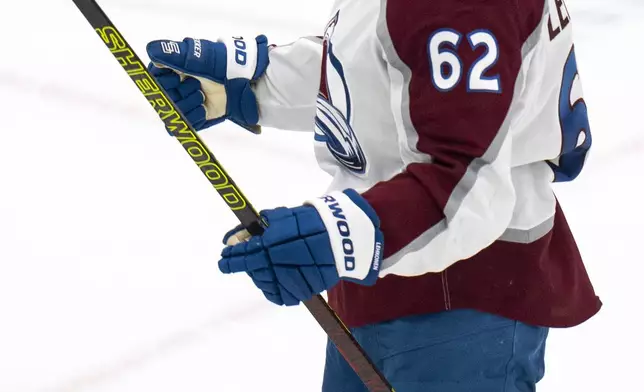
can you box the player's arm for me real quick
[253,37,323,131]
[214,1,530,306]
[211,1,535,306]
[363,0,526,276]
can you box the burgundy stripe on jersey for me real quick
[362,0,524,261]
[330,203,601,328]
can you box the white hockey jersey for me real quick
[252,0,600,328]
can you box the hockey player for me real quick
[146,0,601,390]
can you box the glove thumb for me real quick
[146,38,226,83]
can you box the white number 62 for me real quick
[428,29,501,93]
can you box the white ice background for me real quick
[0,0,642,391]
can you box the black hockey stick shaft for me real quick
[70,1,394,391]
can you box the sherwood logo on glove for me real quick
[231,36,248,66]
[322,195,357,271]
[308,190,381,284]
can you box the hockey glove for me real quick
[218,189,384,306]
[146,36,269,132]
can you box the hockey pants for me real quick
[322,309,548,392]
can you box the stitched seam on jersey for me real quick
[440,272,448,310]
[381,7,550,271]
[440,271,450,310]
[444,270,452,310]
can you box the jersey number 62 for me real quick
[427,29,501,93]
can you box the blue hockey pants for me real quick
[322,309,548,392]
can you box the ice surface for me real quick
[0,0,642,391]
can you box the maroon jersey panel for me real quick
[328,0,601,328]
[329,203,601,328]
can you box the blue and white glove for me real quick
[218,189,384,306]
[146,35,269,133]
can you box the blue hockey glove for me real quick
[218,189,384,306]
[146,36,269,132]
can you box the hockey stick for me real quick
[70,1,395,391]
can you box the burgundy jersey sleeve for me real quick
[364,0,527,275]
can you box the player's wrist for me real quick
[306,189,383,286]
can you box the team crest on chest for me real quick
[315,11,367,175]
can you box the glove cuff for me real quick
[306,190,383,286]
[226,79,260,125]
[217,35,268,81]
[218,35,270,126]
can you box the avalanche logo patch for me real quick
[315,11,367,175]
